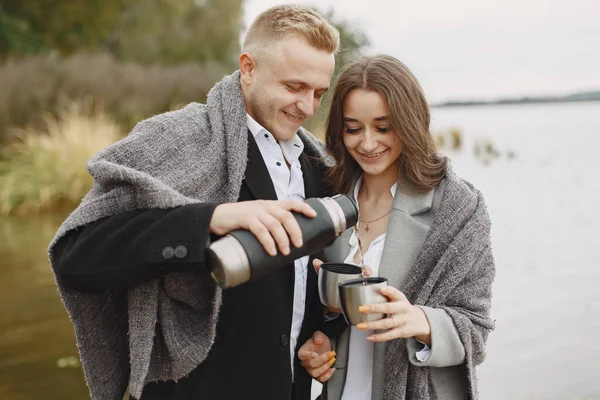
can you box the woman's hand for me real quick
[356,286,431,344]
[298,331,337,382]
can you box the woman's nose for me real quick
[360,131,378,152]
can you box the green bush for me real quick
[0,52,227,143]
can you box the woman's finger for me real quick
[361,264,373,277]
[379,286,407,301]
[307,356,336,379]
[359,300,407,315]
[317,367,336,383]
[301,351,335,369]
[366,328,404,342]
[313,258,323,274]
[356,314,405,331]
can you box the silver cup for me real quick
[339,277,389,325]
[318,263,363,308]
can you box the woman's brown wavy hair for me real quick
[325,55,446,194]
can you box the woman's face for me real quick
[342,89,402,178]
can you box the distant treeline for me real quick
[433,90,600,107]
[0,0,243,67]
[0,4,370,143]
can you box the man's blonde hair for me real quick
[243,5,340,61]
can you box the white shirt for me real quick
[246,114,309,378]
[341,176,430,400]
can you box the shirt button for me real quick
[162,246,175,259]
[174,245,188,259]
[280,333,289,347]
[276,162,281,166]
[264,133,269,138]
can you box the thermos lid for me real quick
[206,235,251,289]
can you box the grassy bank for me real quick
[0,104,122,215]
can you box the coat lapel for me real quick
[242,130,278,201]
[377,184,436,289]
[299,152,322,200]
[371,183,436,400]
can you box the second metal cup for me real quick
[338,277,389,325]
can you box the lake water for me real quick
[1,102,599,399]
[433,102,600,400]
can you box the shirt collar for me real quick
[352,175,398,206]
[246,113,265,139]
[246,113,304,164]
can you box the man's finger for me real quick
[260,213,290,256]
[270,207,303,248]
[282,199,317,218]
[247,218,277,256]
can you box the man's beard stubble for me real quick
[248,87,281,140]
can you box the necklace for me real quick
[359,209,392,233]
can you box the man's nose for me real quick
[296,92,317,117]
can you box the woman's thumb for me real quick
[312,330,326,346]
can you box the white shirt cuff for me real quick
[415,339,431,362]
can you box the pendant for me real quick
[365,223,370,233]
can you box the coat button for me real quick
[162,246,175,259]
[174,245,188,259]
[280,333,289,347]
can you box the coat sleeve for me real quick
[53,202,219,292]
[406,306,466,367]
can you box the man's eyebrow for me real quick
[283,80,329,92]
[282,80,308,87]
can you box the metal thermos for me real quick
[206,195,358,289]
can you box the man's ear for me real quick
[239,52,256,85]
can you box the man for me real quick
[49,5,339,400]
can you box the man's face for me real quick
[245,35,335,141]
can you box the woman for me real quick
[298,55,495,399]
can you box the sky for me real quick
[243,0,600,103]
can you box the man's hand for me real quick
[298,331,336,383]
[209,199,316,256]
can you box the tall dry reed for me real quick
[0,103,122,215]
